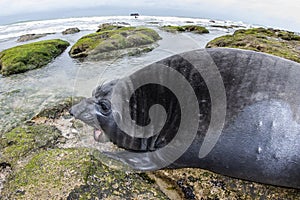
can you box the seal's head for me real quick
[70,76,181,152]
[70,80,118,143]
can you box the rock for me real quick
[150,168,300,199]
[210,25,246,29]
[206,27,300,63]
[96,23,125,32]
[31,96,84,120]
[17,33,50,42]
[146,21,160,25]
[161,25,209,34]
[96,22,131,32]
[1,148,92,199]
[1,96,299,199]
[1,147,168,199]
[116,22,131,26]
[0,39,70,76]
[62,27,80,35]
[69,27,161,60]
[0,125,62,168]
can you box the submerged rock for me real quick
[210,24,246,29]
[206,27,300,63]
[161,25,209,34]
[69,26,161,61]
[62,27,80,35]
[17,33,52,42]
[0,39,70,76]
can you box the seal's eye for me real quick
[97,100,111,115]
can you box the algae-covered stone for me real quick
[69,27,161,60]
[2,148,91,199]
[0,125,61,167]
[206,27,300,63]
[68,156,167,199]
[161,25,209,34]
[32,96,85,120]
[62,27,80,35]
[2,148,168,199]
[0,39,70,76]
[96,23,125,32]
[151,168,300,199]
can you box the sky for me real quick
[0,0,299,32]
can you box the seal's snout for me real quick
[69,108,74,116]
[69,103,82,118]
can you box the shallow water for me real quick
[0,16,248,132]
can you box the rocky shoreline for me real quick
[1,97,299,199]
[1,24,300,199]
[206,27,300,63]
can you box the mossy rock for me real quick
[68,156,167,199]
[0,125,62,168]
[206,27,300,63]
[96,23,125,32]
[161,25,209,34]
[31,96,85,120]
[62,27,80,35]
[2,148,168,199]
[0,39,70,76]
[69,27,161,60]
[151,168,300,199]
[1,148,91,199]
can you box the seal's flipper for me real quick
[103,151,159,171]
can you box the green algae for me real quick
[206,27,300,63]
[68,156,167,199]
[0,125,62,168]
[161,25,209,34]
[2,148,92,199]
[0,39,70,76]
[96,23,124,32]
[32,96,85,120]
[69,27,161,59]
[1,148,168,199]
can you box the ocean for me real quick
[0,15,252,132]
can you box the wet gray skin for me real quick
[70,48,300,189]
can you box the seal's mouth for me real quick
[93,129,102,141]
[93,128,109,143]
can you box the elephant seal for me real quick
[70,48,300,189]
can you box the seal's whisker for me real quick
[96,56,121,89]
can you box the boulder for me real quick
[96,23,124,32]
[161,25,209,34]
[62,27,80,35]
[17,33,50,42]
[69,27,161,60]
[0,39,70,76]
[206,27,300,63]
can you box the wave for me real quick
[0,15,251,41]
